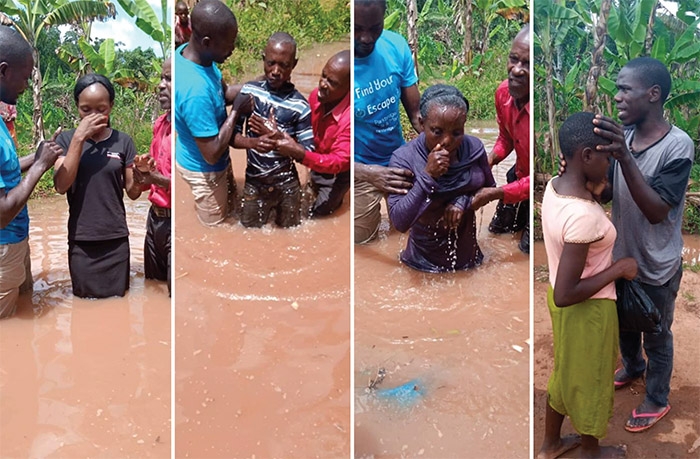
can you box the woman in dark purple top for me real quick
[388,85,496,272]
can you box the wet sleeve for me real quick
[388,150,438,233]
[650,157,692,208]
[450,195,469,212]
[462,141,498,210]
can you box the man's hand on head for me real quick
[592,115,631,163]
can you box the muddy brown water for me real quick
[0,195,171,458]
[174,41,351,458]
[354,123,530,458]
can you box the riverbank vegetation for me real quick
[221,0,350,80]
[3,0,169,196]
[387,0,529,122]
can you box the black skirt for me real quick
[68,237,130,298]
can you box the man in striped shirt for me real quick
[233,32,314,228]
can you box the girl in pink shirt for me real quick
[538,112,637,459]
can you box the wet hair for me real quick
[267,32,297,55]
[558,112,608,159]
[191,0,237,40]
[419,84,469,119]
[73,73,115,104]
[0,25,33,67]
[623,57,672,102]
[355,0,386,10]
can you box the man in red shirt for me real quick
[472,24,530,253]
[134,57,172,294]
[252,50,350,217]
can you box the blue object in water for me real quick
[375,379,424,407]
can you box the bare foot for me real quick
[581,444,627,458]
[537,434,581,459]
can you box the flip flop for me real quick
[614,367,638,389]
[624,404,671,433]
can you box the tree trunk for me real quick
[407,0,419,79]
[31,48,44,145]
[583,0,611,111]
[644,1,658,54]
[462,0,473,65]
[545,54,558,170]
[481,22,490,54]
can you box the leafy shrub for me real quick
[224,0,350,78]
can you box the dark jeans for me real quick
[619,262,682,407]
[308,170,350,217]
[488,164,528,234]
[241,176,301,228]
[144,207,171,296]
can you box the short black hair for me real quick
[558,112,608,159]
[419,84,469,119]
[0,25,33,67]
[355,0,386,11]
[267,32,297,54]
[74,73,115,104]
[353,0,386,11]
[623,57,672,102]
[191,0,237,39]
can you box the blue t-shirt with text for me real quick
[354,30,418,167]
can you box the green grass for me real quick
[683,261,700,274]
[223,0,349,81]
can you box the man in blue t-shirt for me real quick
[0,26,63,318]
[175,0,252,226]
[354,0,422,244]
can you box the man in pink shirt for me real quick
[472,25,530,253]
[134,57,172,294]
[256,50,350,217]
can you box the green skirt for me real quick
[546,286,618,439]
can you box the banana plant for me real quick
[534,0,582,171]
[116,0,171,57]
[0,0,116,143]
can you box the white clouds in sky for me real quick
[63,0,172,57]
